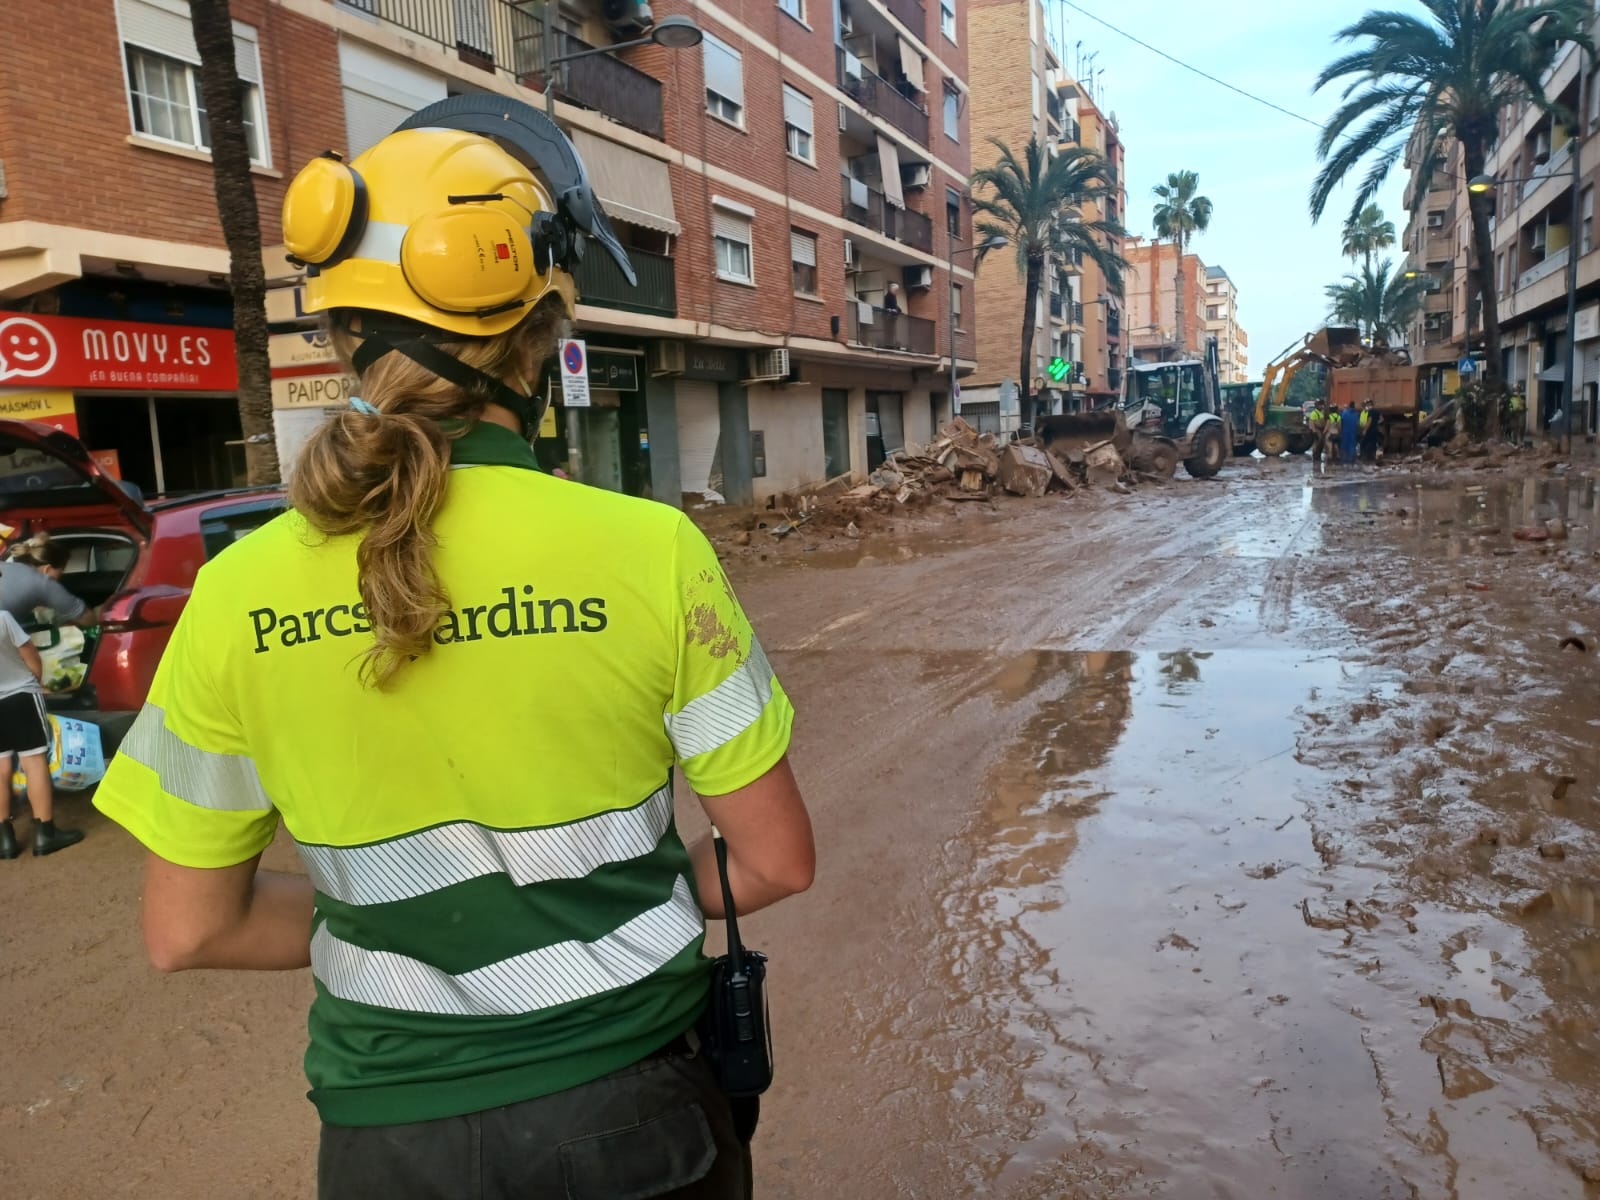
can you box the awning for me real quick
[569,128,681,236]
[1539,363,1571,382]
[877,135,905,209]
[899,38,925,93]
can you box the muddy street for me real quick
[5,459,1600,1199]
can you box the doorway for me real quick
[822,388,850,480]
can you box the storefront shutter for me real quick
[676,381,722,497]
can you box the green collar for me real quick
[448,420,541,471]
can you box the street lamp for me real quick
[1469,153,1581,452]
[948,233,1008,420]
[543,12,704,114]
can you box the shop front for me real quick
[0,310,239,494]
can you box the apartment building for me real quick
[1400,134,1475,409]
[1124,239,1207,365]
[1061,76,1126,408]
[960,0,1057,432]
[1203,265,1248,381]
[0,0,975,504]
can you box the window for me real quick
[940,0,956,41]
[943,86,960,143]
[783,84,814,162]
[124,38,267,164]
[946,187,962,241]
[1584,186,1595,255]
[778,0,804,22]
[713,202,754,283]
[1497,251,1506,293]
[951,282,964,329]
[791,228,818,294]
[703,32,744,125]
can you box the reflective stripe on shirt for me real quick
[296,782,674,907]
[119,702,273,812]
[664,640,776,761]
[310,874,703,1016]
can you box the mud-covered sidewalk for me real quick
[3,457,1599,1199]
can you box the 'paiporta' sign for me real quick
[271,371,354,409]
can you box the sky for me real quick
[1043,0,1409,373]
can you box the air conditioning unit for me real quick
[903,265,933,289]
[1427,211,1445,229]
[1424,314,1444,330]
[745,348,791,382]
[601,0,654,35]
[844,237,858,271]
[647,339,686,376]
[1533,129,1552,164]
[901,163,932,189]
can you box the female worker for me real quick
[94,99,814,1199]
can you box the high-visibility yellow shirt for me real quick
[1359,411,1373,433]
[94,424,794,1127]
[1307,409,1329,425]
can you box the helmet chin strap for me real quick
[349,326,543,438]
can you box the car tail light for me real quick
[100,587,188,632]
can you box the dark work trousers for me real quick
[318,1042,757,1200]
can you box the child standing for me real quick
[0,609,82,857]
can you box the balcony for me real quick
[1518,245,1568,290]
[1106,366,1122,395]
[838,48,929,144]
[1523,139,1574,200]
[1071,300,1085,325]
[1058,118,1081,145]
[882,0,926,35]
[840,175,934,253]
[1049,293,1064,319]
[574,246,676,317]
[848,303,936,354]
[336,1,664,139]
[1106,310,1121,338]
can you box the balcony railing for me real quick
[1059,118,1081,145]
[1523,139,1574,199]
[1518,245,1568,290]
[574,246,676,317]
[1106,311,1121,337]
[840,175,933,252]
[848,303,936,354]
[336,0,664,139]
[883,0,926,35]
[1049,293,1064,319]
[837,48,930,144]
[1071,300,1085,325]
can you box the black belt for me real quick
[641,1032,695,1063]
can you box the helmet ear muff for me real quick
[282,153,368,268]
[400,205,539,315]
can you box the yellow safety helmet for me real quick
[282,96,633,339]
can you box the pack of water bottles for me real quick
[9,713,107,797]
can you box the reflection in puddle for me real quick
[868,648,1595,1199]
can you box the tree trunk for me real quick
[1461,134,1504,438]
[1020,252,1043,430]
[1172,232,1185,356]
[190,0,279,485]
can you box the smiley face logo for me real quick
[0,318,58,383]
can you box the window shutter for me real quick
[713,206,751,244]
[790,229,817,266]
[782,85,812,134]
[898,39,925,93]
[234,29,262,85]
[118,0,198,60]
[703,34,743,105]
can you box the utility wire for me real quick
[1057,0,1323,128]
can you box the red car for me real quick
[0,420,283,749]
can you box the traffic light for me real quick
[1048,356,1070,382]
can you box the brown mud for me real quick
[4,457,1600,1198]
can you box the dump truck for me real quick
[1037,337,1231,479]
[1243,326,1363,456]
[1327,361,1424,453]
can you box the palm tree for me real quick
[1325,257,1428,346]
[190,0,279,484]
[1340,203,1397,272]
[970,136,1126,430]
[1310,0,1592,436]
[1151,171,1212,354]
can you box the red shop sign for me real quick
[0,313,237,392]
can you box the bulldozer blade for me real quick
[1037,412,1132,456]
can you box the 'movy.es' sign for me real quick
[0,312,236,391]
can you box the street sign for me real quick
[559,338,591,407]
[1458,357,1477,376]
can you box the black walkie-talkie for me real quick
[699,832,774,1097]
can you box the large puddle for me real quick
[861,649,1598,1198]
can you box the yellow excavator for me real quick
[1245,327,1365,456]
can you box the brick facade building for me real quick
[0,0,975,502]
[1124,239,1208,365]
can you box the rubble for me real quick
[997,444,1053,497]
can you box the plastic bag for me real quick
[9,713,107,796]
[30,624,88,692]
